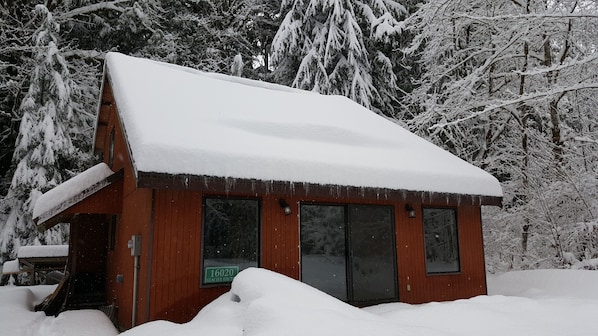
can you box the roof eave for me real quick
[137,171,502,206]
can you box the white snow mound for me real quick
[121,268,402,336]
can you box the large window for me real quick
[423,208,460,274]
[300,204,397,304]
[202,197,259,285]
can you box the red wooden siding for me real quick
[149,189,207,323]
[99,81,154,329]
[137,192,487,325]
[396,204,486,303]
[147,192,302,323]
[67,180,122,215]
[260,195,300,279]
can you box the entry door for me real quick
[300,204,398,304]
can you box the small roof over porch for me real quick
[33,162,123,229]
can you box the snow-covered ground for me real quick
[1,269,596,336]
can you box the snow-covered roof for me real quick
[105,52,502,199]
[17,245,69,259]
[33,162,115,222]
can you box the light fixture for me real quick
[405,204,416,218]
[279,198,292,216]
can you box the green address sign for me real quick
[204,266,240,284]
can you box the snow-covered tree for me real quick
[0,1,163,190]
[0,5,90,261]
[270,0,408,116]
[0,3,37,196]
[142,0,278,80]
[405,0,598,270]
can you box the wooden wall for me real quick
[145,192,486,324]
[98,81,154,330]
[396,204,486,303]
[147,192,301,323]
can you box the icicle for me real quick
[330,185,341,198]
[264,180,272,194]
[224,177,236,194]
[303,182,310,196]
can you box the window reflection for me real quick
[423,208,460,274]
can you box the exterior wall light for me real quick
[279,198,292,216]
[405,204,416,218]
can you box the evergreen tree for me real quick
[0,1,162,194]
[270,0,408,116]
[0,5,89,260]
[0,2,37,196]
[141,0,279,80]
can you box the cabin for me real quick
[32,52,502,330]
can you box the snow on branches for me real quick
[0,5,85,260]
[271,0,407,116]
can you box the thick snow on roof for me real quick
[17,245,68,259]
[1,259,20,274]
[105,53,502,198]
[33,163,114,219]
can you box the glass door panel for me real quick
[300,204,347,301]
[348,205,397,303]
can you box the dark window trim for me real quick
[108,128,115,168]
[299,202,398,305]
[108,215,118,251]
[200,195,261,287]
[422,206,462,276]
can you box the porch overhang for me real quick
[33,163,124,230]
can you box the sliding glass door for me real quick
[300,204,398,304]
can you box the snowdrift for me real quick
[487,269,598,300]
[2,269,597,336]
[121,268,402,336]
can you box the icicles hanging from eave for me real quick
[136,172,502,206]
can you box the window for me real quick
[108,128,115,168]
[202,197,259,285]
[300,203,397,304]
[423,208,460,274]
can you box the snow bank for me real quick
[487,269,598,300]
[17,245,68,258]
[0,286,51,335]
[366,293,597,336]
[121,268,401,336]
[41,310,119,336]
[0,285,118,336]
[106,52,502,198]
[1,269,597,336]
[33,162,114,219]
[228,268,400,336]
[120,268,598,336]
